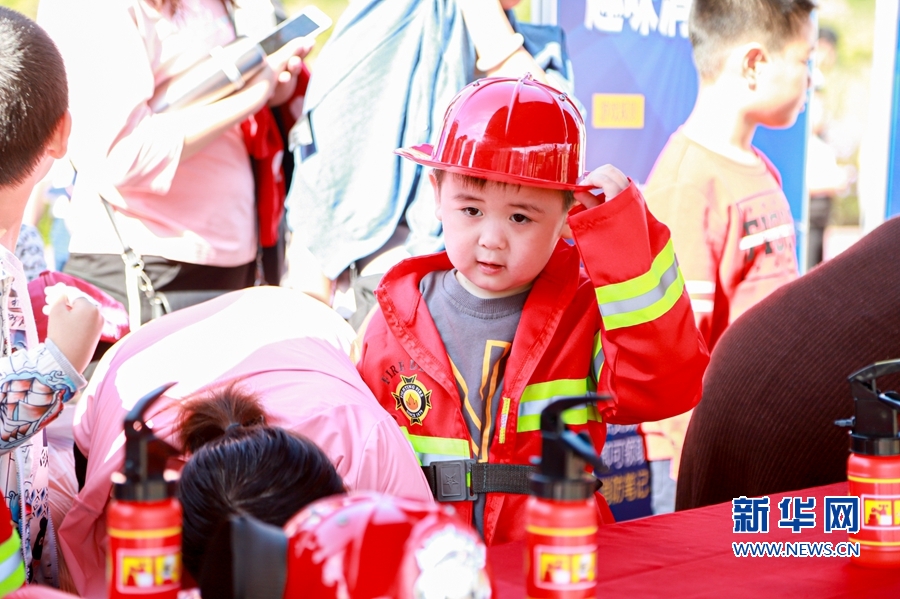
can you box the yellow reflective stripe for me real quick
[595,239,676,304]
[517,378,600,432]
[0,534,19,563]
[520,379,595,404]
[592,332,604,381]
[547,408,588,428]
[601,269,684,330]
[400,427,470,466]
[517,415,540,433]
[0,532,24,594]
[516,415,543,433]
[592,332,603,359]
[594,239,686,330]
[0,564,24,595]
[561,407,595,425]
[499,397,512,444]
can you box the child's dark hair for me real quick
[433,169,576,211]
[689,0,817,80]
[177,383,345,577]
[0,7,68,187]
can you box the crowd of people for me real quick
[0,0,893,596]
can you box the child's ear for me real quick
[429,171,443,221]
[742,44,767,90]
[47,110,72,160]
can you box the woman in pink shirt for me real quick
[56,287,432,598]
[178,384,347,582]
[37,0,305,320]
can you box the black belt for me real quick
[421,460,535,502]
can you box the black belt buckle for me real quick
[433,459,476,502]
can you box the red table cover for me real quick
[488,483,900,598]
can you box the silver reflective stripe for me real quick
[419,454,457,467]
[0,549,22,582]
[593,347,605,381]
[599,260,680,317]
[519,397,556,418]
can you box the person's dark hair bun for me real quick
[177,384,345,577]
[178,383,268,454]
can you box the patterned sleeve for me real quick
[0,341,85,453]
[13,225,48,283]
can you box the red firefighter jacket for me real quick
[357,183,709,545]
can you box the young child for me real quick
[356,75,709,545]
[0,7,104,587]
[639,0,817,514]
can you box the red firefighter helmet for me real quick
[283,493,493,599]
[396,75,589,191]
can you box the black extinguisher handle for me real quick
[124,382,178,431]
[559,429,607,472]
[848,359,900,385]
[848,360,900,411]
[534,394,615,485]
[120,382,178,493]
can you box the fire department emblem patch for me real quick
[392,374,432,425]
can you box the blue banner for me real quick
[598,424,652,521]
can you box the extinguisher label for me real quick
[533,544,597,590]
[860,494,900,530]
[116,547,181,593]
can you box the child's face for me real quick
[751,17,816,129]
[432,173,567,298]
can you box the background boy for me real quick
[356,76,709,545]
[640,0,817,514]
[0,7,104,586]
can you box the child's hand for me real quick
[41,283,99,316]
[560,165,631,238]
[266,37,313,107]
[575,164,630,209]
[47,294,104,374]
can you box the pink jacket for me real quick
[59,287,431,599]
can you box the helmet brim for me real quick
[396,144,595,192]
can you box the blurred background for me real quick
[0,0,535,62]
[813,0,875,242]
[0,0,875,255]
[0,0,886,525]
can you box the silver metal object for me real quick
[149,37,266,113]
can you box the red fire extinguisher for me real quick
[838,360,900,568]
[526,394,614,599]
[108,383,182,598]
